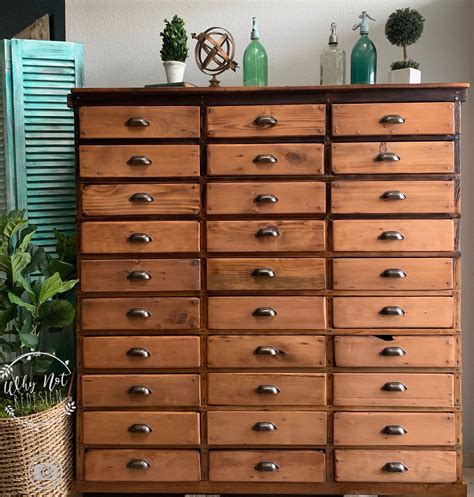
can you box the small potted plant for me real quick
[160,15,188,83]
[385,7,425,84]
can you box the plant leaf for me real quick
[8,292,35,314]
[38,299,75,328]
[38,273,78,305]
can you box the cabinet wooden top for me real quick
[70,83,469,106]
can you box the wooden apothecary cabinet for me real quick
[71,83,468,496]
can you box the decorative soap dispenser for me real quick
[320,23,346,85]
[243,17,268,86]
[351,11,377,84]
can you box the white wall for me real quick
[65,0,474,450]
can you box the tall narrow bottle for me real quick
[351,11,377,84]
[243,17,268,86]
[320,23,346,85]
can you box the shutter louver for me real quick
[9,40,83,253]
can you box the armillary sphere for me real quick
[192,27,238,87]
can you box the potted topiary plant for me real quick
[385,7,425,84]
[0,210,78,496]
[160,15,188,83]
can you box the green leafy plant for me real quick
[385,8,425,70]
[0,210,78,358]
[160,15,188,62]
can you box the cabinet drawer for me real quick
[333,258,453,290]
[333,373,454,407]
[209,450,326,482]
[332,296,454,329]
[334,336,456,368]
[81,297,200,330]
[80,145,200,178]
[335,449,456,482]
[79,106,200,138]
[80,259,201,293]
[208,373,326,406]
[208,411,327,445]
[332,142,454,174]
[84,449,200,481]
[82,374,201,407]
[333,412,456,446]
[81,221,200,254]
[332,219,454,252]
[81,184,200,216]
[207,220,326,252]
[82,411,200,445]
[208,297,326,330]
[207,104,325,138]
[331,181,455,214]
[207,182,325,214]
[82,336,201,369]
[208,143,324,176]
[332,103,454,136]
[207,258,326,291]
[208,335,326,368]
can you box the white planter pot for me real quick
[163,60,186,83]
[388,67,421,84]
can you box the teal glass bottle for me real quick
[243,17,268,86]
[351,11,377,84]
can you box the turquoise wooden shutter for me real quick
[8,39,83,252]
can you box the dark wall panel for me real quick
[0,0,65,40]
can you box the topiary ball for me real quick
[385,8,425,47]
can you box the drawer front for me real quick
[82,336,201,369]
[333,373,454,407]
[81,297,200,330]
[335,449,456,483]
[332,219,454,252]
[209,450,326,482]
[331,141,455,174]
[81,374,201,407]
[333,258,453,290]
[332,103,454,136]
[79,106,200,138]
[208,297,327,330]
[80,145,200,178]
[208,143,324,176]
[208,335,326,368]
[207,104,325,138]
[208,411,327,445]
[81,221,200,254]
[208,373,326,406]
[207,182,325,215]
[331,181,455,214]
[332,296,454,329]
[80,259,201,293]
[81,184,200,216]
[207,258,326,291]
[334,336,456,368]
[82,411,200,445]
[207,220,326,252]
[333,412,456,446]
[84,449,200,481]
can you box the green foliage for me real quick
[160,15,188,62]
[385,8,425,67]
[391,59,420,71]
[0,210,78,358]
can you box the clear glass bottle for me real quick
[243,17,268,86]
[320,23,346,85]
[351,11,377,84]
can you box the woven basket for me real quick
[0,398,73,496]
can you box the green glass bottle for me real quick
[243,17,268,86]
[351,11,377,84]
